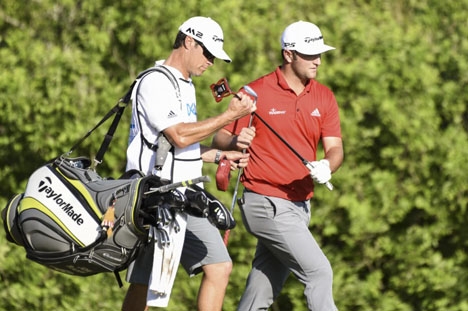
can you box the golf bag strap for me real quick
[134,66,181,152]
[95,67,177,162]
[133,66,181,175]
[95,65,181,165]
[67,101,129,157]
[66,72,138,160]
[65,66,177,165]
[94,102,128,164]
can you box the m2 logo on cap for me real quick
[185,27,204,40]
[284,42,296,48]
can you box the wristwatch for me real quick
[214,150,222,164]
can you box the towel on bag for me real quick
[146,212,188,307]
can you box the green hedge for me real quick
[1,1,467,310]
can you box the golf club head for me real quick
[242,85,258,101]
[210,78,234,102]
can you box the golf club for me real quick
[251,112,334,191]
[144,175,211,195]
[223,85,257,245]
[230,85,257,210]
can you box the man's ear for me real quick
[283,49,294,63]
[184,35,195,50]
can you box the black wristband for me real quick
[214,150,222,164]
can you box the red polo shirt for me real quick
[225,67,341,201]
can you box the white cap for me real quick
[281,21,335,55]
[179,16,232,63]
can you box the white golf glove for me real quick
[307,159,332,184]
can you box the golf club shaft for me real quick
[225,86,257,246]
[229,112,254,212]
[253,112,334,191]
[231,85,257,213]
[144,175,211,195]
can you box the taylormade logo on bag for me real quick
[23,166,101,246]
[38,178,84,225]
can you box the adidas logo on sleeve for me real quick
[167,110,177,118]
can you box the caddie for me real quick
[122,16,256,311]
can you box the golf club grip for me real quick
[305,161,334,191]
[145,175,211,194]
[324,181,334,191]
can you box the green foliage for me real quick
[1,0,468,310]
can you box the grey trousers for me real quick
[237,191,337,311]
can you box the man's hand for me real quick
[222,150,250,170]
[308,159,332,184]
[226,92,256,121]
[235,126,256,150]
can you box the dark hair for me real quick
[281,49,289,61]
[281,49,300,62]
[173,31,187,49]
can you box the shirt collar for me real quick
[274,66,313,93]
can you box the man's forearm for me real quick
[165,113,236,149]
[211,129,239,151]
[200,145,222,163]
[324,146,344,173]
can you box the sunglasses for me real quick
[195,40,215,62]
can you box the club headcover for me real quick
[210,78,234,102]
[216,156,231,191]
[189,184,236,230]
